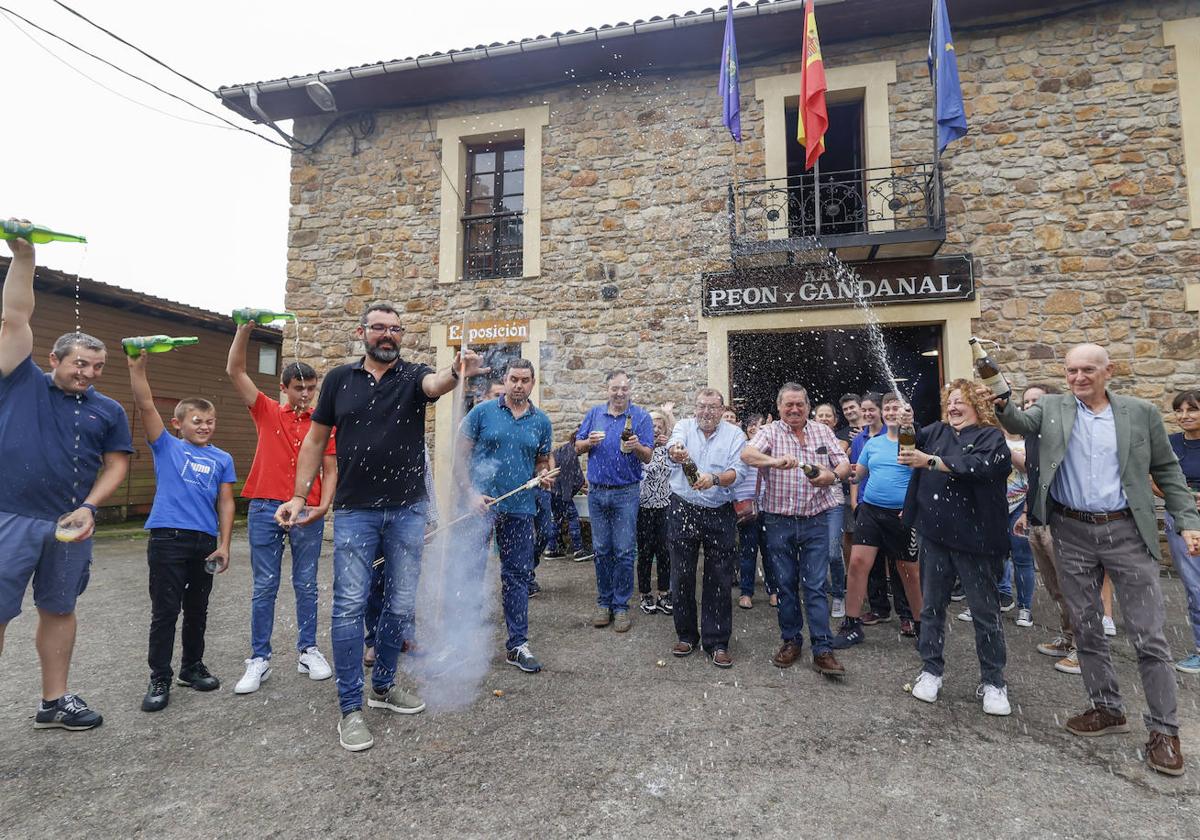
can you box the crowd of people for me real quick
[3,233,1200,775]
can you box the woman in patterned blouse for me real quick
[637,409,675,614]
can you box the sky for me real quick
[2,0,700,314]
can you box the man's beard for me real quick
[366,341,399,363]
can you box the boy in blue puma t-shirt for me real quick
[128,351,235,713]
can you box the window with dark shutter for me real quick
[463,141,524,280]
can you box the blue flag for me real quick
[718,4,741,142]
[928,0,967,153]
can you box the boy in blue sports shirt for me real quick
[128,351,236,712]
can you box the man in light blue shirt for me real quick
[1050,399,1127,513]
[664,388,746,668]
[996,343,1200,776]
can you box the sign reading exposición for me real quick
[701,256,975,316]
[447,319,530,345]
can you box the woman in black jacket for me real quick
[899,379,1012,716]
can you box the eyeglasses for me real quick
[365,325,404,335]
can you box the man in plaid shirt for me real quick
[742,382,850,676]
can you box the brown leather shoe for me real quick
[1145,731,1185,777]
[671,641,695,657]
[772,641,803,668]
[812,651,845,676]
[1064,706,1130,737]
[711,648,733,668]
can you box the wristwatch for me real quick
[449,366,460,381]
[80,502,98,515]
[926,457,938,469]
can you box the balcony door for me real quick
[785,99,864,237]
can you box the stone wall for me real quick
[285,0,1200,434]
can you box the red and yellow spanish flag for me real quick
[796,0,828,171]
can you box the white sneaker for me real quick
[1015,608,1033,628]
[831,598,846,619]
[298,647,333,681]
[911,671,942,703]
[956,608,973,622]
[234,657,271,694]
[978,683,1012,716]
[1102,616,1117,637]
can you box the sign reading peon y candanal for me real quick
[701,255,975,316]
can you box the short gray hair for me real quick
[696,387,725,405]
[51,332,105,359]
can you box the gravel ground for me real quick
[1,527,1198,839]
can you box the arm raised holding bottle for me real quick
[0,221,35,378]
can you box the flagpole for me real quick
[930,0,942,227]
[730,137,741,237]
[813,157,821,239]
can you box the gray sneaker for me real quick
[367,684,426,715]
[591,606,613,627]
[613,611,632,633]
[338,711,374,752]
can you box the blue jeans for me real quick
[363,562,385,649]
[589,484,640,612]
[1166,511,1200,652]
[737,514,773,597]
[533,489,554,561]
[549,495,582,553]
[330,504,425,714]
[825,502,846,599]
[469,511,535,651]
[763,511,833,655]
[1007,507,1036,610]
[247,498,324,659]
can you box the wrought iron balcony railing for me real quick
[728,162,946,258]
[463,211,523,280]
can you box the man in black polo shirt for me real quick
[276,302,487,752]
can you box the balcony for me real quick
[728,162,946,262]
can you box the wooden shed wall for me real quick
[21,283,283,517]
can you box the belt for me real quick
[590,482,637,490]
[1051,501,1131,524]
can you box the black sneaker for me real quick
[528,579,542,597]
[950,584,966,602]
[177,662,220,691]
[34,693,103,730]
[999,594,1016,613]
[572,550,594,562]
[656,594,674,616]
[639,593,658,614]
[141,677,171,712]
[830,619,865,650]
[505,643,543,673]
[544,548,568,560]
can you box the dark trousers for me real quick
[668,497,735,651]
[867,550,913,620]
[636,505,670,594]
[1051,511,1178,736]
[549,495,583,554]
[917,538,1007,688]
[147,528,217,680]
[737,513,776,597]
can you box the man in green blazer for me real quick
[991,343,1200,778]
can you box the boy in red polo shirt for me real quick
[226,321,337,694]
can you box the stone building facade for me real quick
[221,0,1200,492]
